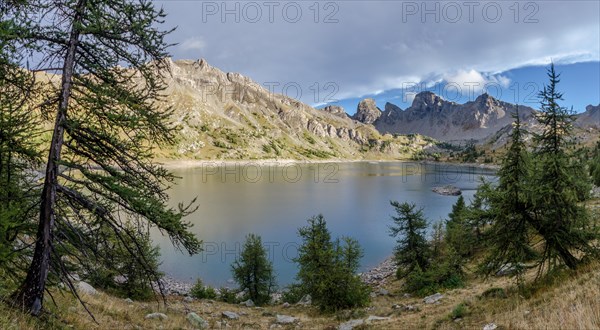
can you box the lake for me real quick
[151,161,496,287]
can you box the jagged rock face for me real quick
[353,98,382,124]
[577,104,600,129]
[322,105,349,118]
[160,58,402,159]
[374,91,536,142]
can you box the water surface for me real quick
[152,161,496,287]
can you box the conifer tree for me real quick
[388,201,430,278]
[529,64,594,271]
[480,108,536,282]
[445,196,476,258]
[7,0,201,315]
[231,234,276,306]
[295,215,369,312]
[0,2,41,283]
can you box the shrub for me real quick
[281,283,305,304]
[450,303,469,319]
[190,279,217,300]
[218,287,238,304]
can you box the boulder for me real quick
[432,185,462,196]
[483,323,498,330]
[366,315,391,323]
[76,281,98,296]
[145,313,168,321]
[221,311,239,320]
[240,299,255,307]
[338,319,364,330]
[297,294,311,306]
[275,314,297,324]
[187,312,209,329]
[423,293,444,304]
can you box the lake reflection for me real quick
[152,161,496,287]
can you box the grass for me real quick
[3,257,600,329]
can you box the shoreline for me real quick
[157,157,500,171]
[160,256,397,296]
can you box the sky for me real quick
[156,0,600,114]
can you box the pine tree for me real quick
[231,234,276,306]
[388,201,430,278]
[8,0,201,315]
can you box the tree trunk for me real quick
[10,0,85,315]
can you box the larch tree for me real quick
[480,107,536,283]
[231,234,276,306]
[529,64,595,272]
[6,0,201,315]
[388,201,430,278]
[0,0,42,285]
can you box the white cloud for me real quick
[440,69,511,97]
[162,1,599,104]
[179,37,206,52]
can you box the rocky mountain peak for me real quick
[586,104,600,114]
[322,105,349,118]
[411,91,450,113]
[384,102,402,113]
[353,98,382,124]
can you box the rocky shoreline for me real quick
[160,257,397,296]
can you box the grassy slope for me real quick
[2,258,600,330]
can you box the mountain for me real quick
[364,91,537,143]
[160,59,434,160]
[577,104,600,130]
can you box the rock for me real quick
[114,275,127,284]
[297,294,311,306]
[483,323,498,330]
[282,302,290,308]
[378,288,390,296]
[423,293,444,304]
[366,315,390,323]
[432,185,462,196]
[221,311,239,320]
[495,263,524,276]
[369,292,377,298]
[353,98,382,124]
[322,105,349,118]
[76,281,98,295]
[360,257,397,286]
[393,304,416,311]
[240,299,255,307]
[124,298,133,304]
[145,313,168,321]
[187,312,209,329]
[275,314,297,324]
[338,319,364,330]
[184,296,194,303]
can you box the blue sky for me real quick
[158,0,600,115]
[325,61,600,114]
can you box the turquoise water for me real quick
[152,161,496,287]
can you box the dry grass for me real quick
[3,262,600,330]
